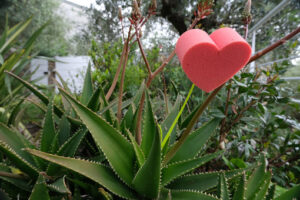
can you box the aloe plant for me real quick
[0,16,47,125]
[1,59,299,199]
[1,1,300,199]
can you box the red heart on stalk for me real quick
[175,28,252,92]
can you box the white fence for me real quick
[30,56,91,93]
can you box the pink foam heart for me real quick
[175,28,252,92]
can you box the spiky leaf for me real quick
[87,87,101,111]
[141,93,157,158]
[254,171,272,200]
[266,184,276,200]
[132,125,161,199]
[0,123,38,176]
[47,128,87,176]
[245,156,266,199]
[218,173,230,200]
[169,190,219,200]
[232,173,245,200]
[127,129,145,168]
[162,151,223,186]
[41,99,56,153]
[167,166,256,191]
[161,95,181,144]
[59,88,135,185]
[27,149,137,199]
[47,176,71,194]
[0,163,31,191]
[57,114,70,146]
[274,184,300,200]
[170,119,220,163]
[81,63,93,105]
[29,175,50,200]
[6,71,63,117]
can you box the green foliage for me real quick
[0,0,71,56]
[90,39,155,97]
[0,1,299,199]
[1,60,300,199]
[0,17,46,112]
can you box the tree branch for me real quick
[248,26,300,63]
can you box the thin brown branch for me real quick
[0,171,27,179]
[151,17,201,79]
[117,27,132,123]
[248,26,300,63]
[105,44,126,101]
[135,25,152,75]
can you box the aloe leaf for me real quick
[0,163,31,191]
[0,143,38,177]
[47,128,87,175]
[7,99,24,126]
[169,118,220,163]
[218,173,230,200]
[232,173,245,200]
[57,114,70,146]
[59,88,135,185]
[47,176,71,194]
[266,184,276,200]
[274,184,300,200]
[5,71,63,117]
[0,17,32,53]
[167,166,256,191]
[29,175,50,200]
[56,72,71,93]
[160,95,181,144]
[141,93,157,158]
[0,123,38,176]
[162,85,194,149]
[162,151,223,186]
[132,125,161,199]
[87,87,101,111]
[99,87,116,124]
[180,103,201,129]
[126,129,145,168]
[245,155,267,199]
[40,99,56,153]
[27,149,137,199]
[23,22,48,50]
[81,63,93,105]
[254,171,271,200]
[169,190,219,200]
[121,103,135,131]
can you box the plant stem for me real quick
[0,171,26,179]
[248,26,300,63]
[163,85,223,165]
[135,25,152,75]
[105,44,126,101]
[117,26,132,123]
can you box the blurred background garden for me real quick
[0,0,299,199]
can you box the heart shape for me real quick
[175,28,252,92]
